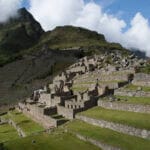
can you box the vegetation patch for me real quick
[116,95,150,105]
[0,123,19,143]
[65,120,150,150]
[79,107,150,130]
[136,64,150,74]
[2,110,44,136]
[71,86,88,92]
[124,84,150,92]
[4,131,100,150]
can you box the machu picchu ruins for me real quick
[0,5,150,150]
[16,51,150,133]
[1,41,150,150]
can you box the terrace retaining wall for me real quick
[114,89,150,97]
[132,73,150,87]
[75,133,120,150]
[76,115,150,139]
[98,100,150,114]
[17,107,57,129]
[57,105,74,119]
[8,119,26,137]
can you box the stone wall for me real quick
[21,109,57,128]
[26,103,45,115]
[51,96,61,107]
[67,66,86,74]
[102,82,119,90]
[44,107,57,116]
[114,89,150,97]
[0,116,8,123]
[39,93,51,106]
[76,115,150,139]
[18,104,57,128]
[8,119,26,137]
[84,99,97,109]
[57,105,74,119]
[75,132,120,150]
[74,70,133,84]
[98,100,150,114]
[98,73,132,82]
[53,73,67,82]
[65,100,84,109]
[132,73,150,87]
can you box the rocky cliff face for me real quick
[0,8,44,52]
[0,8,44,66]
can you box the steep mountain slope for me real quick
[28,25,128,55]
[0,49,82,105]
[40,25,106,48]
[0,8,44,66]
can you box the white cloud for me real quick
[0,0,22,23]
[25,1,150,56]
[29,0,84,30]
[123,13,150,56]
[72,2,126,43]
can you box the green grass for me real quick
[71,86,88,92]
[21,25,129,56]
[0,123,19,143]
[116,96,150,105]
[65,120,150,150]
[73,80,125,89]
[99,80,125,83]
[136,64,150,74]
[124,84,150,92]
[2,110,44,136]
[79,107,150,130]
[4,131,100,150]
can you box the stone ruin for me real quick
[114,73,150,97]
[132,73,150,87]
[17,52,150,128]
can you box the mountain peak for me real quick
[17,7,34,22]
[18,7,27,13]
[0,8,44,59]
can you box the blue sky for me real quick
[99,0,150,24]
[22,0,30,8]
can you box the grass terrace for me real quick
[74,80,125,85]
[71,86,88,92]
[72,80,125,92]
[124,84,150,92]
[1,110,44,136]
[4,131,100,150]
[0,123,19,143]
[116,96,150,105]
[136,64,150,74]
[79,107,150,130]
[65,120,150,150]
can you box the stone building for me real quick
[18,53,149,128]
